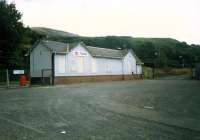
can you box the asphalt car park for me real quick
[0,79,200,140]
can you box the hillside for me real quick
[30,28,200,68]
[31,27,79,38]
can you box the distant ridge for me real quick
[31,27,79,38]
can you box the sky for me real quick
[7,0,200,44]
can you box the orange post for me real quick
[19,75,27,86]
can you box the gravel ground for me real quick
[0,79,200,140]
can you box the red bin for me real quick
[19,75,27,86]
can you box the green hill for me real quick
[31,27,79,38]
[30,28,200,68]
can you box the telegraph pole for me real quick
[153,52,158,79]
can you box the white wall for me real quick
[123,52,137,74]
[136,65,142,74]
[95,58,123,75]
[55,44,92,76]
[55,45,124,76]
[54,45,141,76]
[31,43,142,78]
[30,44,52,77]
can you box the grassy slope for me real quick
[31,27,79,38]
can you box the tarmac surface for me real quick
[0,78,200,140]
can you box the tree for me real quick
[0,0,26,68]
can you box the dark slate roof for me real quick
[85,46,124,59]
[40,40,76,52]
[85,47,143,64]
[34,40,143,64]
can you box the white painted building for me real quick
[30,40,143,84]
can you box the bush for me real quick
[142,67,191,79]
[143,67,153,79]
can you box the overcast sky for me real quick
[8,0,200,44]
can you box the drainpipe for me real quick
[51,52,55,85]
[66,43,69,75]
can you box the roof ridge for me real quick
[42,40,83,46]
[86,45,123,51]
[41,40,67,44]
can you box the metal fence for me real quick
[0,69,30,88]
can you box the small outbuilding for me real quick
[30,40,143,85]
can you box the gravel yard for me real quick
[0,79,200,140]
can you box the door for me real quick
[57,55,66,73]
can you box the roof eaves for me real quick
[40,40,54,52]
[93,55,122,59]
[81,44,97,57]
[30,40,41,52]
[129,49,144,65]
[55,52,68,54]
